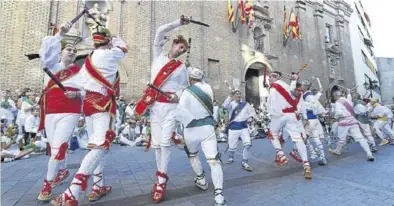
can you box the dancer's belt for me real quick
[156,92,175,103]
[186,116,214,128]
[306,110,317,119]
[229,121,247,130]
[282,107,296,113]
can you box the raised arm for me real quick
[222,96,232,110]
[39,34,63,70]
[153,16,190,59]
[39,22,72,71]
[346,89,352,101]
[110,37,128,62]
[289,80,297,93]
[153,20,182,58]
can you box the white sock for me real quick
[358,139,372,157]
[58,154,67,170]
[46,157,60,181]
[365,135,376,147]
[159,147,171,184]
[155,148,161,171]
[305,138,317,157]
[46,148,60,181]
[242,145,251,161]
[295,141,308,162]
[66,149,105,200]
[270,136,282,150]
[93,158,105,190]
[209,162,224,203]
[189,156,203,176]
[311,137,326,159]
[374,128,385,140]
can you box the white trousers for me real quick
[85,112,113,146]
[359,123,376,146]
[44,113,80,181]
[150,103,177,148]
[337,124,364,142]
[270,114,302,142]
[305,119,324,138]
[373,120,394,139]
[331,122,338,138]
[45,113,80,149]
[184,125,218,160]
[228,128,251,152]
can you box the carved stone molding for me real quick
[336,15,345,28]
[254,4,273,26]
[296,0,307,11]
[313,2,324,18]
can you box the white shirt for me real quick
[354,103,369,115]
[334,97,354,119]
[176,81,214,127]
[0,98,17,122]
[371,103,392,119]
[1,136,20,155]
[151,20,189,98]
[303,90,327,115]
[39,34,81,89]
[125,105,135,118]
[19,101,34,126]
[267,80,296,117]
[77,38,127,95]
[24,115,39,133]
[121,125,137,140]
[223,97,256,122]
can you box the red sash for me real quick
[270,83,300,113]
[83,56,120,117]
[135,59,183,116]
[38,64,81,132]
[337,98,359,126]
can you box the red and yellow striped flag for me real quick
[245,0,255,27]
[295,12,301,40]
[238,0,246,24]
[288,9,298,39]
[228,0,235,22]
[283,6,289,46]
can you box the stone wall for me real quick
[0,0,356,104]
[376,58,394,105]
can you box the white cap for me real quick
[188,67,204,80]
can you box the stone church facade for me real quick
[0,0,355,108]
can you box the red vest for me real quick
[38,64,81,131]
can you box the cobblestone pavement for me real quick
[2,138,394,206]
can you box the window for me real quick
[253,27,264,52]
[207,59,220,79]
[361,50,377,74]
[368,46,375,57]
[361,50,367,63]
[355,2,371,38]
[325,25,332,43]
[358,27,364,41]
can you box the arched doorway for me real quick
[245,68,260,108]
[244,62,270,109]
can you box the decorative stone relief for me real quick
[85,1,112,35]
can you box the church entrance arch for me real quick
[243,61,272,109]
